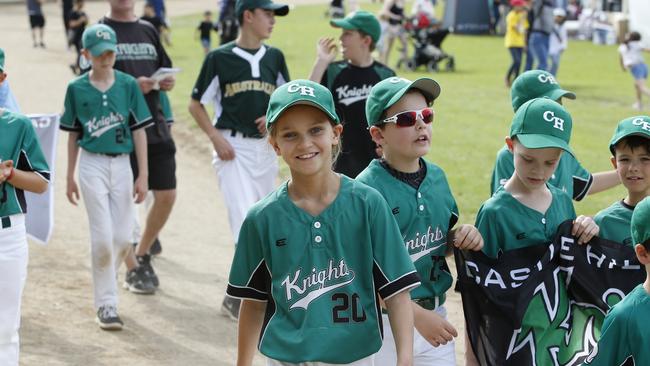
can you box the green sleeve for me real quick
[60,83,81,131]
[369,193,420,300]
[226,214,270,301]
[19,119,50,179]
[191,52,218,102]
[476,205,501,258]
[584,308,631,365]
[128,78,153,130]
[490,147,514,195]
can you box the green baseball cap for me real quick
[0,48,5,73]
[82,24,117,57]
[609,116,650,154]
[631,197,650,246]
[266,79,340,129]
[510,97,574,155]
[511,70,576,112]
[330,11,381,43]
[365,77,441,127]
[235,0,289,18]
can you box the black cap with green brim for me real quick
[609,116,650,154]
[235,0,289,18]
[266,79,340,129]
[365,77,441,127]
[632,197,650,246]
[510,97,574,156]
[511,70,576,112]
[330,11,381,43]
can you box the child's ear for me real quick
[610,156,617,169]
[0,72,6,84]
[368,126,385,146]
[635,244,650,265]
[269,136,281,156]
[505,136,514,152]
[332,124,343,145]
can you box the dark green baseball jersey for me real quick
[191,42,290,138]
[594,200,635,246]
[60,70,152,154]
[356,159,458,305]
[584,284,650,365]
[226,175,420,364]
[490,145,593,201]
[0,110,50,217]
[477,184,576,258]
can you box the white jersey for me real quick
[618,41,645,67]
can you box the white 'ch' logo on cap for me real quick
[537,73,558,85]
[543,110,565,131]
[287,83,315,97]
[96,30,112,40]
[632,117,650,131]
[388,77,409,84]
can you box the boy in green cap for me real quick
[490,70,620,201]
[228,79,419,365]
[0,47,50,366]
[188,0,290,320]
[309,10,395,178]
[357,76,484,365]
[594,116,650,245]
[60,24,153,330]
[584,196,650,365]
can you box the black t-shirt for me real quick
[198,21,214,40]
[141,15,164,32]
[321,61,395,178]
[100,17,173,145]
[69,10,87,44]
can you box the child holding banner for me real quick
[594,116,650,246]
[60,24,152,330]
[0,48,50,366]
[357,76,483,366]
[584,196,650,365]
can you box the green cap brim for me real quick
[384,78,441,114]
[609,132,650,155]
[546,88,576,102]
[330,18,355,29]
[262,3,289,16]
[267,100,339,128]
[88,43,117,57]
[516,134,574,156]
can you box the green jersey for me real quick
[357,159,458,305]
[0,110,50,217]
[60,70,152,154]
[584,284,650,366]
[594,200,635,246]
[477,184,576,258]
[191,42,290,138]
[226,176,420,364]
[490,145,593,201]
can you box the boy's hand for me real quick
[159,76,175,91]
[254,115,267,135]
[66,177,80,206]
[210,131,235,161]
[572,215,599,245]
[137,76,156,94]
[316,37,337,63]
[414,304,457,347]
[134,175,148,204]
[450,224,484,251]
[0,160,14,183]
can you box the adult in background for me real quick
[548,8,567,76]
[61,0,74,47]
[504,0,528,87]
[217,0,238,45]
[67,0,88,75]
[525,0,554,71]
[101,0,177,293]
[27,0,46,48]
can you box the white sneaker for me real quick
[633,102,643,111]
[96,305,123,330]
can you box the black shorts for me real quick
[29,15,45,28]
[130,139,177,190]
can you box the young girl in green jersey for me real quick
[227,79,420,366]
[357,76,483,366]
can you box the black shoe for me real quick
[39,42,45,48]
[220,296,240,321]
[149,238,162,256]
[123,266,156,294]
[96,305,123,330]
[137,254,159,288]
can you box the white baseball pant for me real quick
[212,132,278,244]
[79,150,134,309]
[375,306,456,366]
[0,214,28,366]
[267,355,374,366]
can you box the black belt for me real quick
[99,153,122,157]
[1,216,11,229]
[219,128,260,139]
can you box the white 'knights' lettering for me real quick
[543,110,565,131]
[335,84,372,106]
[281,259,353,309]
[86,112,124,137]
[406,226,446,262]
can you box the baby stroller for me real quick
[398,13,455,72]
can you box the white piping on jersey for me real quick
[259,261,275,349]
[21,149,50,183]
[381,270,421,301]
[573,174,592,198]
[276,71,287,87]
[232,46,267,78]
[129,109,153,127]
[199,75,222,122]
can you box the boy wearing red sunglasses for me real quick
[357,77,484,366]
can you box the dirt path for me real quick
[1,1,467,365]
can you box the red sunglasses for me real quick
[381,107,434,127]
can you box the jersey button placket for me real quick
[102,94,108,107]
[417,191,425,216]
[313,221,323,248]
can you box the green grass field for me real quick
[166,3,636,224]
